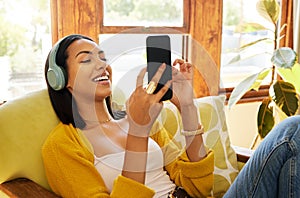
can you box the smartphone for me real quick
[146,35,172,101]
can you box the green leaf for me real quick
[227,54,241,65]
[274,105,288,121]
[239,38,270,51]
[226,38,271,53]
[277,63,300,93]
[235,22,268,33]
[257,97,275,138]
[271,47,297,69]
[270,80,299,116]
[228,68,271,108]
[256,0,280,24]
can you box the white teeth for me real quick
[93,76,109,82]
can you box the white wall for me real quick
[225,102,262,149]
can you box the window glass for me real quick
[99,33,184,106]
[0,0,51,102]
[103,0,183,27]
[221,0,275,88]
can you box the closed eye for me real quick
[80,59,91,63]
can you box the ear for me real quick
[66,83,73,93]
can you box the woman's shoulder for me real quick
[43,122,87,149]
[42,122,93,157]
[46,122,77,140]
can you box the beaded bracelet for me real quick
[180,124,204,136]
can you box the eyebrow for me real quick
[75,50,102,57]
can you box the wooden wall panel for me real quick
[189,0,223,68]
[50,0,100,44]
[189,0,223,96]
[280,0,294,48]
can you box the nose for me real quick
[95,58,107,71]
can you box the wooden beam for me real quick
[0,178,59,198]
[189,0,223,96]
[50,0,100,44]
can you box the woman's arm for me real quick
[170,59,207,162]
[122,66,171,184]
[122,134,149,184]
[181,104,207,161]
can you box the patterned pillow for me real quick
[158,95,239,197]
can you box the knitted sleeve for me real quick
[42,123,154,198]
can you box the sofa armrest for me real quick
[232,145,254,163]
[0,178,59,198]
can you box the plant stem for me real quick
[250,133,259,150]
[270,22,278,85]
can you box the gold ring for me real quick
[145,81,157,94]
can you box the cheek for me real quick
[67,65,89,87]
[66,64,78,87]
[70,68,98,97]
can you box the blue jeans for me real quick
[224,115,300,198]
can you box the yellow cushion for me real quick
[158,95,239,198]
[0,89,59,190]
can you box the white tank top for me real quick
[94,138,176,197]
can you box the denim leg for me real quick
[224,115,300,198]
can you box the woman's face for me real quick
[65,39,112,102]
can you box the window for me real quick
[221,0,275,89]
[103,0,184,27]
[100,0,189,33]
[99,0,188,105]
[0,0,51,102]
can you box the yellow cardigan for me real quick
[42,122,214,198]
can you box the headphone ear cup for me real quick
[47,39,67,91]
[47,65,66,90]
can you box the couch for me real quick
[0,89,251,197]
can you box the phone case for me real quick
[146,35,172,101]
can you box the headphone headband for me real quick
[47,34,92,90]
[47,37,67,91]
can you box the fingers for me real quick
[136,64,171,102]
[153,80,172,101]
[136,67,147,88]
[149,63,166,84]
[173,59,193,73]
[173,59,185,66]
[172,67,179,76]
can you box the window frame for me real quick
[50,0,293,103]
[98,0,191,34]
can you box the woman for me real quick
[43,34,300,198]
[42,34,214,198]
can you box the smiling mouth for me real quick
[92,75,109,82]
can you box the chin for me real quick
[95,89,112,99]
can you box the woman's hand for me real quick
[126,64,171,137]
[170,59,194,110]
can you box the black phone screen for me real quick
[146,35,172,101]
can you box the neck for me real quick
[76,98,112,126]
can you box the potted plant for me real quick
[227,0,299,145]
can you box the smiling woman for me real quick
[40,34,213,197]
